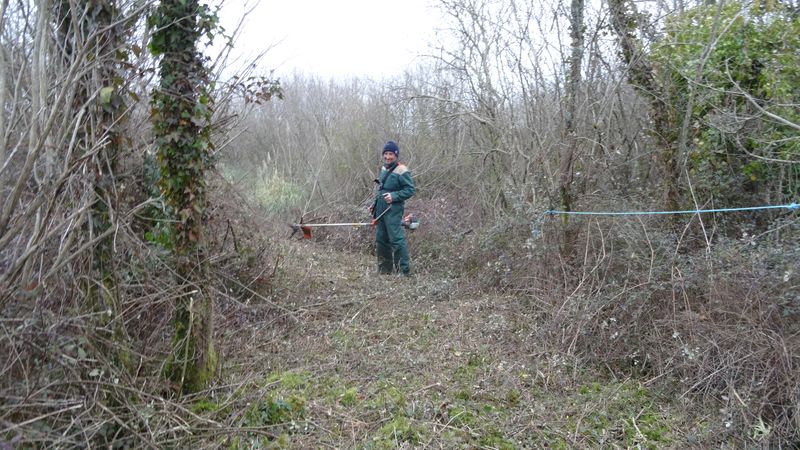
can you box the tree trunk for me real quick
[151,0,217,393]
[50,0,132,366]
[560,0,584,255]
[0,0,8,168]
[607,0,680,212]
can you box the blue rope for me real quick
[544,202,798,216]
[531,202,798,238]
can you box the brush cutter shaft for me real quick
[291,221,373,239]
[291,205,393,239]
[297,222,373,228]
[294,204,391,228]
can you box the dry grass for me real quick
[2,190,797,448]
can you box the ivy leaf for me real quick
[165,131,181,143]
[100,87,114,105]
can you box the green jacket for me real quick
[373,162,415,218]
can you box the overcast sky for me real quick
[217,0,443,79]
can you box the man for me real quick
[371,140,415,275]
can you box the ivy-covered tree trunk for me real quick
[559,0,585,256]
[607,0,680,213]
[53,0,131,365]
[87,0,131,368]
[150,0,217,393]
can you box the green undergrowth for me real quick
[216,361,682,448]
[566,380,675,448]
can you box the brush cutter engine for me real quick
[402,213,419,230]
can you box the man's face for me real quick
[383,151,397,164]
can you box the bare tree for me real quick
[0,0,8,166]
[555,0,586,257]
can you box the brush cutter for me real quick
[290,205,391,239]
[290,207,420,239]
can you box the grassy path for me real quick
[213,240,709,449]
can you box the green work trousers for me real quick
[375,204,410,275]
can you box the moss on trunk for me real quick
[150,0,219,393]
